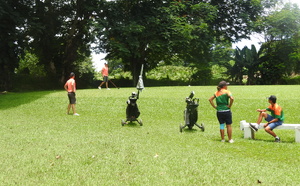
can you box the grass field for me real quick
[1,85,300,185]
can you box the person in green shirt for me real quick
[209,81,234,143]
[249,95,284,142]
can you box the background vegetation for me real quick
[1,0,300,91]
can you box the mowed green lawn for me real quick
[1,85,300,185]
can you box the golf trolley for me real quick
[121,91,143,126]
[180,91,204,132]
[121,64,144,126]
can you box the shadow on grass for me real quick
[121,122,142,128]
[247,138,294,144]
[0,91,50,110]
[181,128,204,133]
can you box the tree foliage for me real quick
[2,0,300,90]
[0,0,33,90]
[228,45,260,85]
[0,0,102,90]
[27,0,102,84]
[222,2,300,85]
[256,3,300,84]
[96,0,267,85]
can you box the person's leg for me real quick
[99,81,105,87]
[265,122,281,141]
[71,104,76,114]
[257,112,268,124]
[105,82,109,89]
[69,93,78,115]
[220,124,225,140]
[67,93,72,114]
[67,104,71,114]
[265,126,276,137]
[217,112,225,141]
[250,112,271,131]
[226,124,232,140]
[225,111,233,142]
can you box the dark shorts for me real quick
[103,76,108,82]
[68,92,76,104]
[265,114,282,130]
[217,110,232,125]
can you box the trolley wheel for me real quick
[180,123,183,133]
[139,119,143,126]
[121,119,126,126]
[201,123,205,132]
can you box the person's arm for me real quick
[71,81,75,92]
[209,96,216,109]
[257,109,267,112]
[228,95,234,108]
[268,118,279,123]
[100,68,104,76]
[266,108,281,125]
[64,83,68,91]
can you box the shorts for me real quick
[103,76,108,82]
[217,110,232,125]
[265,114,282,130]
[68,92,76,104]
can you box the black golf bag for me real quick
[180,91,204,132]
[122,91,143,126]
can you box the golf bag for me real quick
[121,91,143,126]
[180,91,204,132]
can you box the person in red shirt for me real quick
[98,63,110,90]
[64,72,79,116]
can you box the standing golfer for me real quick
[98,63,110,90]
[209,81,234,143]
[64,72,79,116]
[249,95,284,142]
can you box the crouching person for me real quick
[249,95,284,142]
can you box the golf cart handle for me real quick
[188,91,195,99]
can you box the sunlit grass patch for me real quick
[0,86,299,185]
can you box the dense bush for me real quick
[280,76,300,85]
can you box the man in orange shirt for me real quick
[64,72,79,116]
[98,63,110,90]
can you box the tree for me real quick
[0,0,33,90]
[230,47,246,84]
[244,45,260,85]
[0,0,103,90]
[96,0,268,85]
[226,45,260,85]
[255,3,300,84]
[16,50,46,77]
[27,0,102,85]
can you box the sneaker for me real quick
[229,139,234,143]
[98,86,101,89]
[73,113,80,116]
[249,123,258,132]
[274,137,281,143]
[221,139,225,142]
